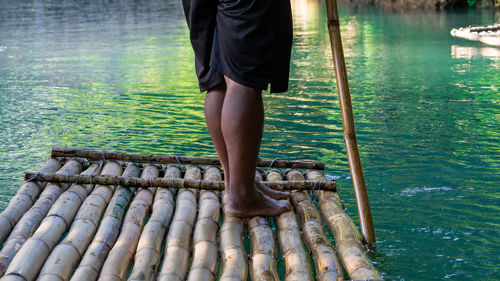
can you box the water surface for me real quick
[0,0,498,280]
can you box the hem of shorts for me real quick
[199,74,225,93]
[269,85,289,93]
[211,62,269,92]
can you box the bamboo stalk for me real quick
[70,163,141,281]
[36,161,124,281]
[128,165,180,281]
[52,148,325,170]
[0,158,66,246]
[325,0,375,244]
[247,169,279,281]
[248,217,279,281]
[218,216,247,281]
[268,169,313,281]
[186,166,221,281]
[24,172,336,192]
[305,170,380,280]
[98,164,160,281]
[158,165,200,281]
[0,159,69,278]
[286,170,343,281]
[0,157,83,279]
[217,168,249,281]
[1,162,102,281]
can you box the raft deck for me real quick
[0,148,382,281]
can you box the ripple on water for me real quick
[399,186,454,197]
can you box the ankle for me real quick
[229,185,256,201]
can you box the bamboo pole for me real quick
[286,170,343,281]
[305,170,380,280]
[216,168,257,281]
[0,159,78,277]
[269,169,313,281]
[24,172,336,192]
[36,161,124,281]
[1,162,102,281]
[218,211,247,281]
[98,164,160,281]
[0,158,65,245]
[52,148,325,170]
[325,0,375,244]
[186,166,221,281]
[157,165,200,281]
[128,165,180,281]
[247,169,279,281]
[70,163,141,281]
[248,217,279,281]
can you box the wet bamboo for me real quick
[268,169,313,281]
[128,165,180,281]
[0,158,65,245]
[217,170,268,280]
[70,163,141,281]
[247,170,279,281]
[286,170,343,281]
[186,166,221,281]
[305,170,380,280]
[24,172,336,192]
[52,148,325,170]
[98,164,160,281]
[1,162,101,281]
[218,212,247,280]
[325,0,375,244]
[158,165,201,281]
[0,159,78,277]
[36,161,124,281]
[248,217,279,281]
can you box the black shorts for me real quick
[182,0,293,93]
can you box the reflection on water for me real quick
[0,0,499,280]
[451,44,500,61]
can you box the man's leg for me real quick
[221,76,290,217]
[205,82,231,191]
[205,82,290,201]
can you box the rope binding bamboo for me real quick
[24,172,336,192]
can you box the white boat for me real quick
[451,24,500,47]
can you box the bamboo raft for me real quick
[0,148,382,281]
[451,23,500,47]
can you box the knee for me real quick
[225,76,261,96]
[207,81,227,93]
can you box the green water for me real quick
[0,0,498,280]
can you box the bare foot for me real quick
[224,185,291,218]
[255,181,291,200]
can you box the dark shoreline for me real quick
[338,0,500,11]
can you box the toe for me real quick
[256,182,291,200]
[278,191,291,199]
[282,205,291,213]
[279,200,291,212]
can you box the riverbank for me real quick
[339,0,500,10]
